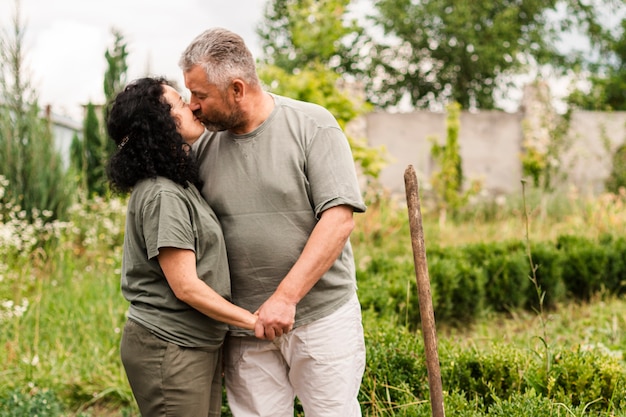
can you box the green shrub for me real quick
[428,247,487,324]
[605,144,626,194]
[444,344,529,406]
[599,234,626,295]
[462,242,530,312]
[556,235,609,299]
[524,241,566,310]
[360,313,430,416]
[357,255,417,327]
[360,319,626,416]
[485,390,578,416]
[543,348,626,411]
[0,388,63,417]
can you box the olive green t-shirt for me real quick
[193,94,366,335]
[121,177,231,347]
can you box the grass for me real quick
[440,295,626,357]
[1,185,626,415]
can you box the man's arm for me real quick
[254,204,355,340]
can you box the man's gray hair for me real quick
[179,28,259,89]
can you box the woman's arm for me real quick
[158,247,257,330]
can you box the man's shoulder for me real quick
[273,94,338,126]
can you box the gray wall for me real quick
[361,109,626,197]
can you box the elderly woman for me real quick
[106,77,256,417]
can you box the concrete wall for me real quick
[361,109,626,197]
[562,111,626,195]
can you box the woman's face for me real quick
[163,84,205,144]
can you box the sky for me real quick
[0,0,270,120]
[1,0,621,120]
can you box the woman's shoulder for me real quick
[131,177,188,204]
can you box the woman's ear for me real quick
[172,114,182,129]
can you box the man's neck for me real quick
[233,91,275,135]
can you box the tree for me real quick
[258,0,388,181]
[82,102,107,196]
[364,0,613,110]
[0,0,70,220]
[605,144,626,193]
[103,28,128,155]
[429,102,480,224]
[567,16,626,111]
[70,29,128,196]
[257,0,367,75]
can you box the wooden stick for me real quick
[404,165,445,417]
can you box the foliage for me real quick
[445,344,529,405]
[103,28,128,156]
[360,315,430,415]
[363,0,613,110]
[0,388,63,417]
[0,178,131,414]
[520,82,573,192]
[567,14,626,111]
[2,176,626,414]
[71,29,128,197]
[359,234,626,328]
[257,0,389,181]
[257,0,365,75]
[361,313,626,415]
[606,144,626,193]
[0,0,71,221]
[80,102,107,196]
[429,102,480,221]
[258,58,388,181]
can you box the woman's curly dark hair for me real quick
[106,77,202,193]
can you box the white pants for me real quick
[224,294,366,417]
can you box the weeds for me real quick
[2,176,626,415]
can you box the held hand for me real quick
[253,295,296,341]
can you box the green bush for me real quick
[462,242,530,312]
[485,390,579,416]
[360,313,430,415]
[358,233,626,328]
[524,241,566,310]
[556,235,609,300]
[444,344,529,406]
[541,348,626,411]
[605,144,626,194]
[599,234,626,295]
[357,255,417,327]
[0,388,63,417]
[361,320,626,416]
[428,248,487,324]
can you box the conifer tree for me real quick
[70,29,128,197]
[82,102,107,196]
[0,0,69,220]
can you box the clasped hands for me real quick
[253,295,296,341]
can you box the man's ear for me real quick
[232,79,245,100]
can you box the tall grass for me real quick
[354,185,626,254]
[0,184,135,415]
[1,179,626,415]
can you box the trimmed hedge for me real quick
[358,233,626,327]
[360,315,626,416]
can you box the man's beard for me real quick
[194,105,246,133]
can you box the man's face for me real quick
[183,65,245,132]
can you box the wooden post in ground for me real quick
[404,165,445,417]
